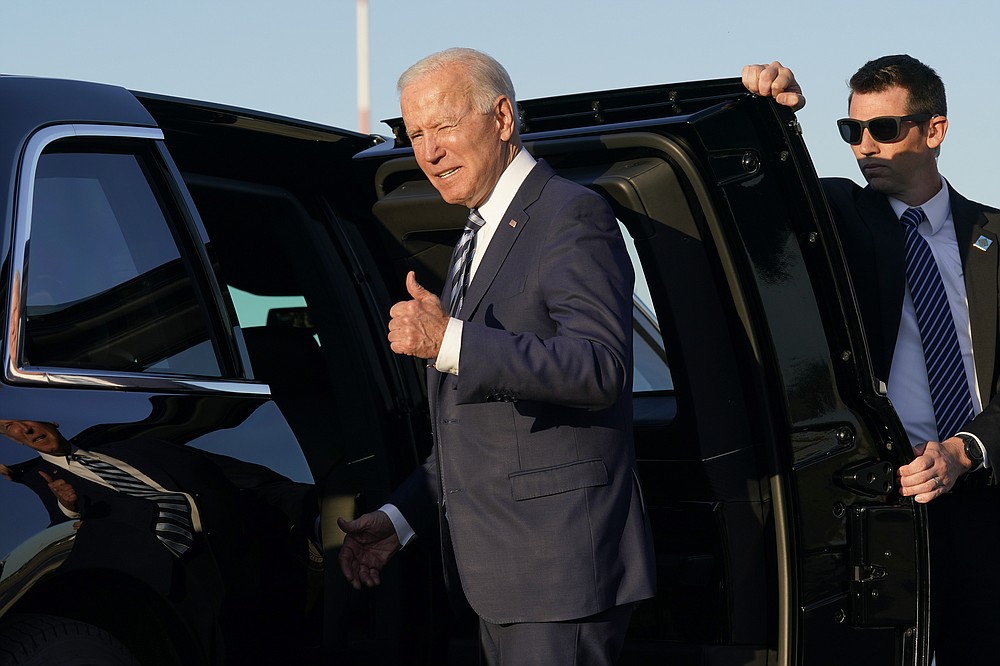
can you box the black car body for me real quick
[0,73,927,665]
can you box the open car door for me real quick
[357,78,930,666]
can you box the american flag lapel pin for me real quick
[974,235,994,252]
[508,219,518,228]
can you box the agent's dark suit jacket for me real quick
[824,178,1000,458]
[392,160,656,624]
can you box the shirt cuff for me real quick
[433,318,463,376]
[957,431,989,470]
[380,503,416,547]
[59,503,81,519]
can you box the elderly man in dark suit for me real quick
[743,55,1000,665]
[338,48,655,665]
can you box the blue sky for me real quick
[2,0,997,203]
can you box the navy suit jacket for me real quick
[825,178,1000,464]
[392,159,656,624]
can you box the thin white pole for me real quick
[356,0,370,134]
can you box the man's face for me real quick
[401,64,515,209]
[0,420,68,455]
[847,86,943,201]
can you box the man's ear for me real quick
[495,96,516,142]
[927,114,948,150]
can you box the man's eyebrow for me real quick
[409,113,462,132]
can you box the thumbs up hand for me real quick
[388,272,450,358]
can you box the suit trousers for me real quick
[478,602,637,666]
[927,480,1000,665]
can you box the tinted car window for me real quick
[22,146,221,376]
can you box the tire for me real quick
[0,613,140,666]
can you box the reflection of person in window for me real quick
[1,421,211,550]
[0,419,317,663]
[0,420,319,546]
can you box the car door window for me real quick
[620,222,672,393]
[21,142,222,377]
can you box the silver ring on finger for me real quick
[932,477,941,488]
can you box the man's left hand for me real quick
[898,437,973,503]
[387,271,449,359]
[337,511,401,590]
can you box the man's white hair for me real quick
[398,47,517,114]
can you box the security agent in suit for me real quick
[743,55,1000,665]
[338,48,655,665]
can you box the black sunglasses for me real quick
[836,113,934,145]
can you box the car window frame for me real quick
[6,123,267,396]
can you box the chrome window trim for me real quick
[5,123,269,396]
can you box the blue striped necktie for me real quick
[900,206,974,441]
[447,209,485,318]
[69,452,194,557]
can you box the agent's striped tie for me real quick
[447,209,485,318]
[70,452,194,557]
[900,206,974,441]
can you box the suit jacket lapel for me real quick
[951,185,1000,402]
[459,160,554,320]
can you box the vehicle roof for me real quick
[0,75,158,161]
[0,74,378,154]
[134,89,377,147]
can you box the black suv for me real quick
[0,74,927,665]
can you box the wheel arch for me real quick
[5,567,205,666]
